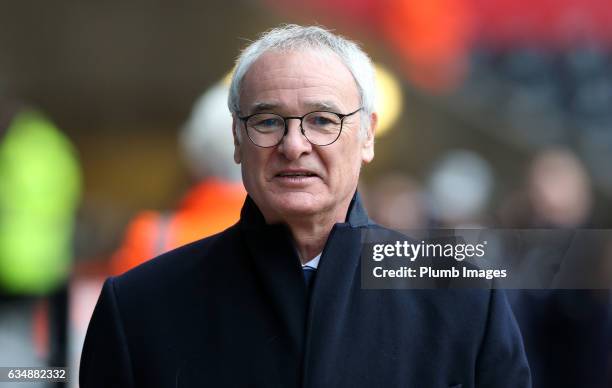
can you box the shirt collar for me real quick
[302,253,321,269]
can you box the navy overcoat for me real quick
[80,194,531,387]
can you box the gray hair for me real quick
[228,24,377,134]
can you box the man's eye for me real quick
[308,115,338,126]
[253,118,283,128]
[313,117,332,125]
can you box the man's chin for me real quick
[276,202,321,217]
[269,194,325,218]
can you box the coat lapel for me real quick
[238,192,372,386]
[302,223,362,383]
[302,192,371,386]
[239,196,307,356]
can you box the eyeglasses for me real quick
[238,107,362,148]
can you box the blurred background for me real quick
[0,0,611,387]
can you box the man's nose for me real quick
[277,119,312,160]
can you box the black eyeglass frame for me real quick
[238,107,363,148]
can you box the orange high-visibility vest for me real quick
[110,179,245,275]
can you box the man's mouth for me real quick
[273,170,321,185]
[276,172,318,177]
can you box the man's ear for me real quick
[232,116,242,164]
[361,111,377,164]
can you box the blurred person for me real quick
[509,286,611,388]
[500,147,611,388]
[426,149,494,227]
[499,147,593,229]
[365,172,427,230]
[109,80,245,275]
[528,147,593,227]
[0,101,81,372]
[80,25,530,387]
[0,104,80,294]
[74,81,245,385]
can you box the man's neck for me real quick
[287,219,334,264]
[254,195,356,264]
[284,203,351,264]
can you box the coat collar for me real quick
[237,191,370,361]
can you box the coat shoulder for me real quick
[111,223,243,297]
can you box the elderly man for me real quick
[80,25,531,387]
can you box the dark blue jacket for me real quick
[80,194,531,387]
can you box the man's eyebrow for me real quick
[304,101,341,112]
[246,101,342,114]
[249,102,280,114]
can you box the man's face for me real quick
[233,49,376,223]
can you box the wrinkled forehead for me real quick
[249,44,342,68]
[239,48,360,113]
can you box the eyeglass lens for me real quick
[245,111,343,147]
